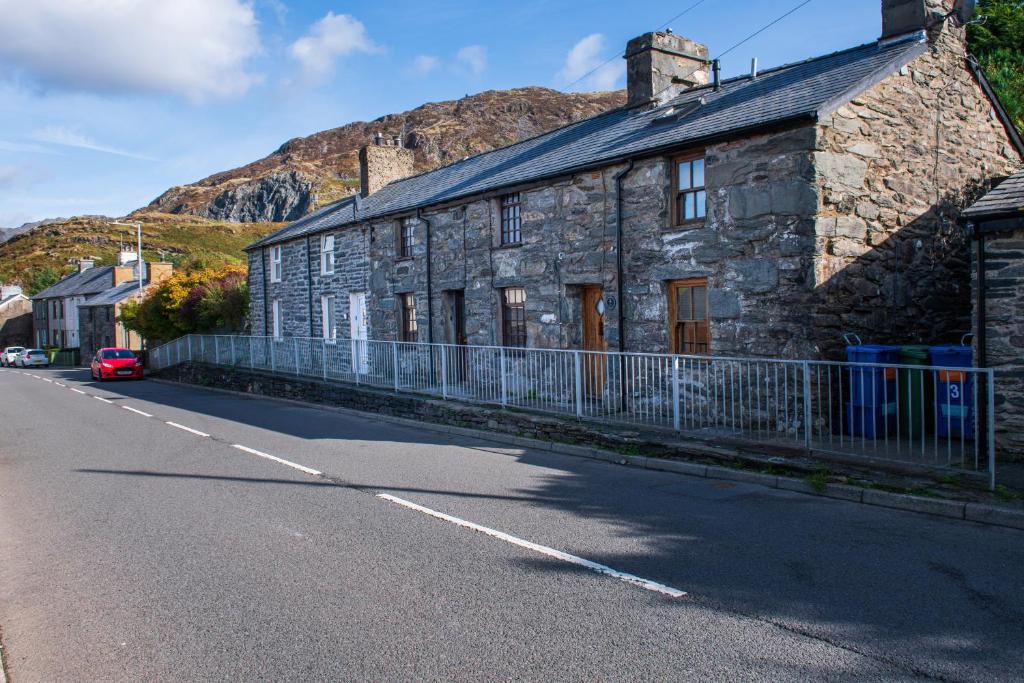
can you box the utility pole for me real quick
[110,221,145,350]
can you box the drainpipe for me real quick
[417,208,434,345]
[306,235,314,338]
[262,247,269,337]
[613,160,635,352]
[974,224,989,461]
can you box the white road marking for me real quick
[165,421,210,437]
[231,444,322,476]
[376,493,688,598]
[42,378,53,383]
[93,396,113,404]
[30,375,40,379]
[122,406,153,417]
[55,382,66,387]
[70,388,86,395]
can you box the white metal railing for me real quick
[148,334,998,488]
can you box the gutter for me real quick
[306,234,314,338]
[262,247,269,336]
[967,56,1024,158]
[417,208,434,345]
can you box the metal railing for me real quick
[149,334,998,488]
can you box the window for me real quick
[668,279,710,354]
[399,293,417,342]
[270,246,282,282]
[500,193,522,244]
[501,287,527,348]
[272,300,282,338]
[321,295,336,341]
[398,217,415,259]
[672,155,706,226]
[321,234,335,275]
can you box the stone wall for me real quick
[977,228,1024,459]
[79,306,115,361]
[814,20,1021,357]
[0,297,31,348]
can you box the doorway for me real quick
[581,285,607,396]
[443,290,467,384]
[349,292,368,374]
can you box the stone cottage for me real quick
[0,285,31,349]
[964,170,1024,458]
[246,0,1022,362]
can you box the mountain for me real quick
[0,212,278,293]
[0,217,67,244]
[143,87,625,222]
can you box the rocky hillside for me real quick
[144,87,625,222]
[0,212,278,294]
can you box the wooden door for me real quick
[581,286,607,396]
[447,290,467,384]
[349,292,368,374]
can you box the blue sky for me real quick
[0,0,882,227]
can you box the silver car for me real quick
[17,349,50,368]
[1,346,24,367]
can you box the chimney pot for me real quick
[624,31,709,107]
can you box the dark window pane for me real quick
[692,286,707,320]
[501,287,527,347]
[677,286,691,320]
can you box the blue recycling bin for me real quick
[929,345,974,440]
[845,343,899,438]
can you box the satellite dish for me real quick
[953,0,977,25]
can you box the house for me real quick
[30,252,172,355]
[246,0,1022,362]
[964,170,1024,458]
[78,262,172,361]
[0,285,31,348]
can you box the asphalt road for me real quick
[1,367,1022,682]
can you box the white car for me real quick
[1,346,24,367]
[16,349,50,368]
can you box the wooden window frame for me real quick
[270,245,283,282]
[397,217,415,260]
[321,234,335,275]
[500,287,527,348]
[499,193,522,245]
[670,152,707,228]
[667,278,710,355]
[399,292,417,342]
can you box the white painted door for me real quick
[349,292,368,374]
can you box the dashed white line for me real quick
[165,421,209,437]
[376,493,688,598]
[41,378,53,383]
[30,375,40,379]
[93,396,113,404]
[54,382,66,387]
[231,444,322,476]
[122,406,153,418]
[70,388,86,395]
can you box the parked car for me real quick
[16,349,50,368]
[90,347,144,381]
[1,346,25,367]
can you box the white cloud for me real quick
[0,164,51,189]
[557,34,624,91]
[288,12,379,83]
[456,45,487,77]
[0,0,262,102]
[0,139,63,156]
[30,125,156,161]
[411,55,440,76]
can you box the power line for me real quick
[715,0,814,60]
[562,0,711,92]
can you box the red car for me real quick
[90,347,144,381]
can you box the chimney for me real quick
[880,0,928,40]
[78,258,95,273]
[117,249,138,266]
[113,264,135,286]
[625,31,709,107]
[148,262,173,285]
[359,142,415,198]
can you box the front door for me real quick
[445,290,467,384]
[349,292,368,374]
[581,285,607,396]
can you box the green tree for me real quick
[969,0,1024,133]
[22,266,63,295]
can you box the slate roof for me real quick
[78,281,142,307]
[31,266,115,300]
[963,170,1024,219]
[248,34,931,251]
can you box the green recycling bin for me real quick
[898,345,930,438]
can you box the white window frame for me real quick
[270,246,282,283]
[321,234,335,275]
[272,300,282,339]
[321,295,337,342]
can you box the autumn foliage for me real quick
[120,265,248,344]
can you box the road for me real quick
[0,366,1022,682]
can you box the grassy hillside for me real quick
[0,212,279,294]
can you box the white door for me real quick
[349,292,368,374]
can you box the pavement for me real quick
[1,366,1022,682]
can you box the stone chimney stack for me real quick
[78,258,95,273]
[359,137,415,198]
[624,31,709,107]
